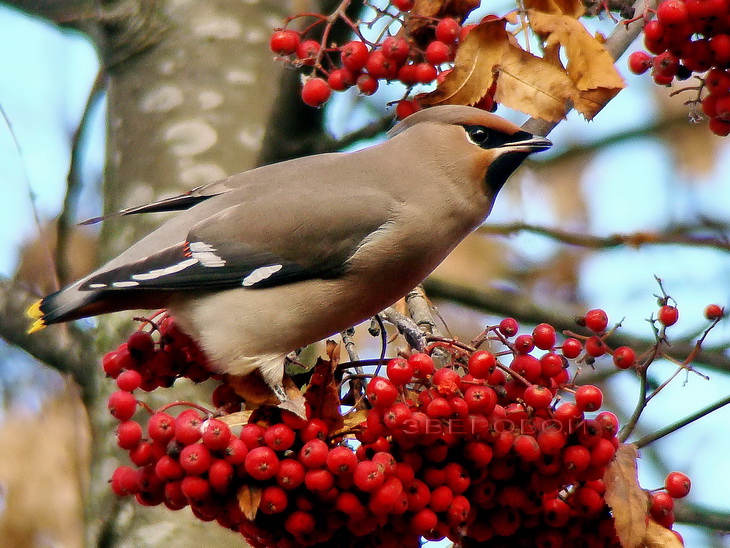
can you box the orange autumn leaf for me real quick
[645,519,684,547]
[411,0,480,19]
[226,371,302,408]
[238,484,262,521]
[304,341,345,431]
[528,10,625,119]
[494,43,575,121]
[604,444,650,548]
[523,0,585,18]
[420,20,510,106]
[218,409,254,428]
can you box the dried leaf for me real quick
[218,410,254,428]
[411,0,480,19]
[304,343,345,431]
[523,0,584,17]
[528,10,625,119]
[645,519,684,547]
[495,44,574,121]
[330,409,370,437]
[421,20,510,106]
[238,484,262,521]
[604,444,649,548]
[226,372,302,408]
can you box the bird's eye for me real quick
[466,126,490,147]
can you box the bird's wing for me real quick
[78,175,242,225]
[77,185,396,292]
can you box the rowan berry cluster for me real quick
[100,306,698,546]
[269,3,496,116]
[627,0,730,136]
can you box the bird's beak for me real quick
[500,135,553,154]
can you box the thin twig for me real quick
[56,69,106,286]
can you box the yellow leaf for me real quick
[238,484,262,521]
[528,10,625,119]
[218,410,254,428]
[524,0,585,17]
[330,409,370,437]
[420,20,510,106]
[645,519,684,548]
[604,444,649,548]
[494,44,574,122]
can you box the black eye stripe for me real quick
[463,125,534,150]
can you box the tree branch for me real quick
[0,278,97,402]
[478,223,730,253]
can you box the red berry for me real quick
[383,402,412,429]
[326,445,358,475]
[584,308,609,332]
[612,346,636,369]
[304,468,335,492]
[415,63,437,83]
[704,303,724,320]
[127,330,155,359]
[409,353,435,378]
[208,458,233,491]
[111,466,139,496]
[658,304,679,326]
[391,0,415,11]
[433,367,461,393]
[367,376,398,407]
[575,384,603,412]
[537,428,567,455]
[245,446,280,480]
[532,323,557,350]
[499,318,519,337]
[181,476,210,501]
[395,99,420,119]
[201,418,231,451]
[387,357,414,385]
[540,353,564,378]
[397,63,418,85]
[148,412,175,443]
[116,369,142,392]
[665,471,691,498]
[513,434,541,461]
[585,335,607,358]
[628,51,654,74]
[296,39,320,63]
[224,437,248,465]
[562,444,591,472]
[596,411,620,438]
[410,508,438,536]
[260,485,288,514]
[381,36,409,64]
[468,350,496,379]
[299,438,329,468]
[514,334,535,354]
[116,420,142,449]
[175,409,203,445]
[301,78,331,107]
[709,117,730,136]
[354,460,385,492]
[270,30,300,55]
[341,40,369,71]
[435,17,460,44]
[327,68,356,91]
[510,354,541,382]
[464,385,497,414]
[240,422,266,448]
[425,41,451,65]
[107,390,137,421]
[356,74,379,95]
[180,443,213,475]
[562,337,583,358]
[264,423,296,452]
[523,384,553,409]
[711,34,730,63]
[299,418,328,442]
[657,0,689,25]
[285,510,316,537]
[366,50,398,80]
[650,491,675,518]
[276,458,306,489]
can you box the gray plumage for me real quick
[29,105,551,399]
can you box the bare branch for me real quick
[0,278,97,402]
[478,223,730,253]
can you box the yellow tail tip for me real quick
[27,300,43,319]
[27,319,46,334]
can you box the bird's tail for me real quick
[26,284,98,334]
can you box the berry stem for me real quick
[635,393,730,449]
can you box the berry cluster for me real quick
[648,471,692,531]
[269,4,496,115]
[627,0,730,136]
[101,308,695,546]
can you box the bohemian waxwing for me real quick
[27,105,551,402]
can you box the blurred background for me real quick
[0,0,729,546]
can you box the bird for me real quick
[27,105,551,404]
